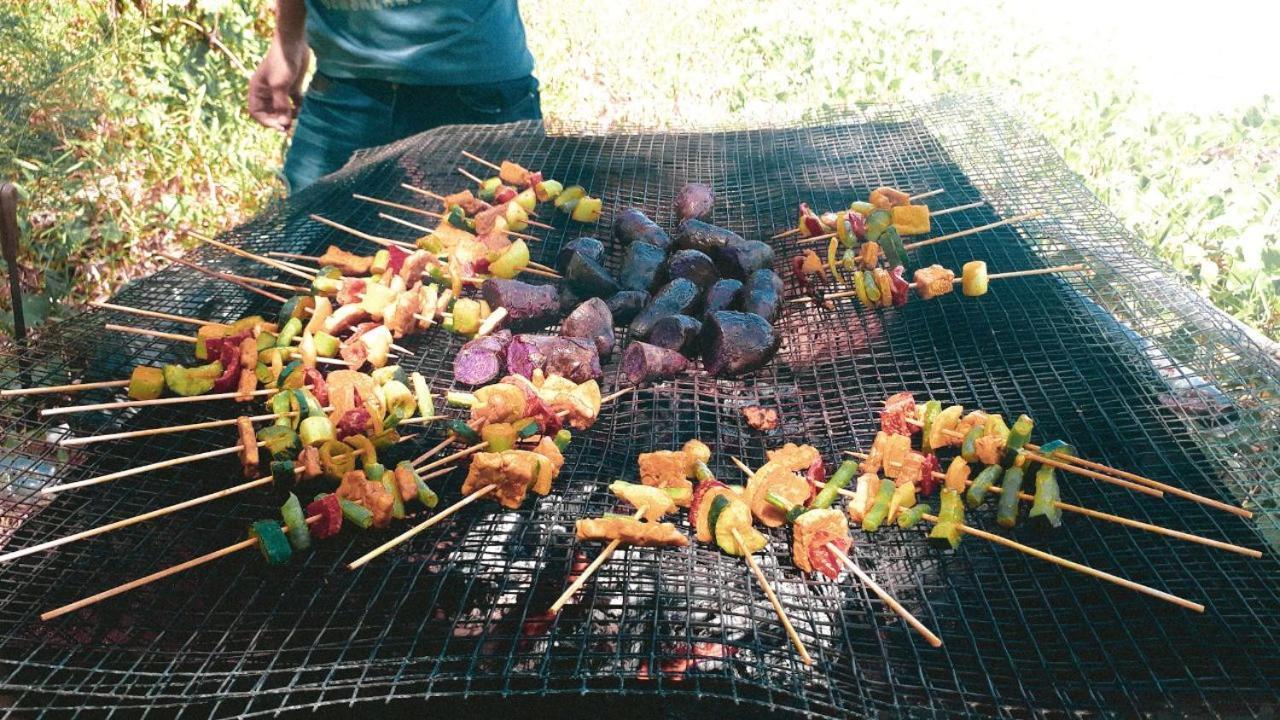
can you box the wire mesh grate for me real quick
[0,94,1278,718]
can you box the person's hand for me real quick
[248,38,309,133]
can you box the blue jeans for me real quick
[283,73,542,194]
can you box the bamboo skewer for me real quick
[732,527,814,665]
[772,189,950,239]
[401,183,445,202]
[896,419,1161,498]
[929,200,985,217]
[791,263,1084,305]
[457,167,485,186]
[798,210,1042,248]
[190,232,318,282]
[908,188,946,202]
[310,214,417,252]
[1023,442,1252,519]
[60,410,300,446]
[928,512,1205,612]
[548,506,647,615]
[347,484,496,570]
[91,301,208,328]
[903,211,1043,251]
[825,544,943,647]
[376,211,563,275]
[844,451,1260,558]
[44,444,251,495]
[104,324,352,367]
[41,386,282,416]
[729,457,941,648]
[158,253,286,304]
[40,516,320,621]
[1,379,130,398]
[357,193,544,241]
[460,150,502,172]
[808,476,1204,611]
[1,440,393,564]
[159,254,308,294]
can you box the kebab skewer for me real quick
[728,454,944,647]
[457,150,603,224]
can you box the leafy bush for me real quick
[1,1,1275,340]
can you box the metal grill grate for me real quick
[0,95,1277,718]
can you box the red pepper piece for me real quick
[306,494,343,540]
[889,265,910,307]
[303,368,328,406]
[211,341,242,393]
[846,211,866,241]
[336,407,372,439]
[386,245,410,275]
[918,452,942,496]
[881,391,917,436]
[807,530,849,579]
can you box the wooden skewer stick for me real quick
[728,456,946,646]
[907,188,945,202]
[825,543,943,647]
[922,511,1204,612]
[159,254,308,293]
[401,183,446,201]
[791,263,1083,305]
[457,167,486,186]
[805,474,1204,611]
[1,379,130,398]
[548,506,647,614]
[40,516,319,621]
[310,213,417,252]
[189,232,317,282]
[158,253,287,303]
[42,386,281,417]
[60,410,302,446]
[376,213,559,275]
[0,475,272,564]
[904,211,1043,251]
[929,200,984,217]
[732,527,814,665]
[3,440,390,565]
[266,251,321,263]
[104,324,352,367]
[43,444,250,495]
[91,301,208,328]
[844,451,1260,558]
[1023,441,1252,519]
[798,210,1042,248]
[460,150,502,172]
[363,194,541,242]
[897,419,1160,498]
[347,484,496,570]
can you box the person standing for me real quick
[247,0,540,193]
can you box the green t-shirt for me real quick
[305,0,534,86]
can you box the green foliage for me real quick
[1,0,1276,340]
[0,0,281,334]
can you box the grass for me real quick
[1,0,1276,341]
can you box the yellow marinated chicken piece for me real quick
[792,508,849,574]
[913,264,956,300]
[471,382,529,426]
[975,435,1006,466]
[575,517,689,547]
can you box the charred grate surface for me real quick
[0,95,1278,718]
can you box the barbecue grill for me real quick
[1,94,1278,718]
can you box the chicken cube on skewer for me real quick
[792,508,851,578]
[575,517,688,547]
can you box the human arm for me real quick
[248,0,310,133]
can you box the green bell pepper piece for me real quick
[313,331,340,358]
[996,466,1025,528]
[257,425,301,461]
[339,498,374,529]
[960,424,984,463]
[966,465,1003,508]
[927,488,964,550]
[249,520,292,565]
[861,477,896,532]
[280,493,311,552]
[276,317,303,349]
[162,362,222,397]
[1028,465,1063,528]
[812,460,856,510]
[1002,414,1035,467]
[553,429,572,451]
[299,416,335,447]
[920,400,941,454]
[897,503,931,529]
[865,208,892,243]
[447,419,479,443]
[271,460,296,496]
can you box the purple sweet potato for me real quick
[453,330,512,386]
[481,279,560,331]
[622,341,691,385]
[561,297,616,358]
[699,311,780,377]
[506,334,602,383]
[674,183,715,221]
